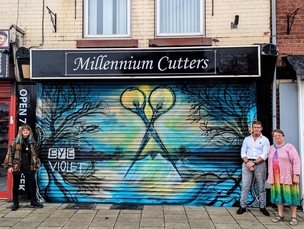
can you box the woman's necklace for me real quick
[274,142,286,149]
[23,139,29,151]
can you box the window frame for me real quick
[83,0,132,38]
[155,0,205,37]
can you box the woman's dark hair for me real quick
[0,31,7,38]
[252,120,262,127]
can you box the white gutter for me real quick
[271,0,303,211]
[297,76,304,211]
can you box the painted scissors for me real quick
[120,86,181,178]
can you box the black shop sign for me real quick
[30,46,260,79]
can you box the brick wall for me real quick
[0,0,83,48]
[206,0,271,46]
[276,0,304,67]
[0,0,271,48]
[132,0,154,48]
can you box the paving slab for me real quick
[38,217,69,227]
[90,216,117,227]
[63,220,91,229]
[37,227,62,229]
[164,214,188,223]
[20,213,50,222]
[143,205,163,211]
[114,222,140,229]
[4,209,32,218]
[236,218,267,229]
[11,220,42,229]
[163,206,185,215]
[95,209,119,218]
[186,210,209,219]
[141,210,164,218]
[0,217,23,227]
[116,213,141,225]
[69,212,96,221]
[49,210,76,218]
[188,218,214,228]
[214,223,241,229]
[164,222,190,229]
[140,217,165,228]
[191,218,215,229]
[0,200,303,229]
[209,215,237,224]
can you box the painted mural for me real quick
[35,80,258,206]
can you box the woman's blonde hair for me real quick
[15,124,35,143]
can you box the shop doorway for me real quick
[0,101,9,192]
[279,83,299,151]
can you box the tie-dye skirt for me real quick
[270,151,300,206]
[270,183,300,206]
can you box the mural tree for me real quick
[179,80,256,146]
[178,80,257,206]
[36,82,110,201]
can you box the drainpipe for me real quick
[297,75,304,211]
[271,0,277,130]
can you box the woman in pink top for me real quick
[267,129,301,226]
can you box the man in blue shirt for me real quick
[236,121,270,216]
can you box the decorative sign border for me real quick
[31,46,260,79]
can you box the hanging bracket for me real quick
[46,6,57,33]
[287,8,300,35]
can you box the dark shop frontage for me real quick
[7,45,277,206]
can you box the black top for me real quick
[21,138,31,171]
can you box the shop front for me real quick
[27,46,272,206]
[0,29,16,199]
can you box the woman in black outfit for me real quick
[4,124,43,211]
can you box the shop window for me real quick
[84,0,131,38]
[156,0,205,37]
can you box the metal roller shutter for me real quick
[36,79,257,206]
[0,81,14,199]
